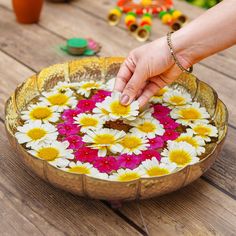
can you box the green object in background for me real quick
[67,38,88,49]
[185,0,221,9]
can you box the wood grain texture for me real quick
[0,122,142,236]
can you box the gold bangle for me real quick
[167,32,193,73]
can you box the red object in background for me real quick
[12,0,44,24]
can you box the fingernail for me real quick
[120,94,130,105]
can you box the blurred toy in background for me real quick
[108,0,188,42]
[61,38,101,56]
[185,0,221,9]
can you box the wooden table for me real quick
[0,0,235,235]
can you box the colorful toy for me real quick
[108,0,188,41]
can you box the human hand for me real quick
[114,36,190,107]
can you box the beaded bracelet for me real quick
[167,32,193,73]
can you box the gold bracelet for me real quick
[167,32,193,73]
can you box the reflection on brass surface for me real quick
[4,57,228,201]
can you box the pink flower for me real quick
[61,109,81,123]
[91,90,111,102]
[139,150,161,161]
[148,137,164,149]
[75,146,98,163]
[153,104,171,119]
[57,122,80,136]
[76,99,96,113]
[64,135,83,150]
[158,116,179,129]
[117,154,142,170]
[93,156,119,173]
[162,129,180,141]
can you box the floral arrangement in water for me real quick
[15,78,218,182]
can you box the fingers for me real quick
[114,56,136,93]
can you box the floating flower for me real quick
[76,99,96,113]
[57,122,80,136]
[130,118,165,139]
[153,104,171,119]
[61,108,81,123]
[21,103,60,123]
[150,86,170,104]
[53,81,80,93]
[93,156,119,173]
[104,77,115,91]
[141,157,177,177]
[170,102,210,126]
[40,90,77,112]
[175,131,205,155]
[92,101,111,121]
[101,92,139,121]
[75,146,98,163]
[117,154,142,170]
[82,128,126,157]
[162,129,180,141]
[148,136,164,149]
[139,107,154,119]
[139,149,161,161]
[74,114,104,132]
[77,80,103,97]
[91,90,111,102]
[158,116,179,130]
[15,121,58,148]
[64,135,83,150]
[119,133,149,155]
[109,168,145,181]
[161,141,199,167]
[187,122,218,142]
[28,141,74,167]
[163,89,192,108]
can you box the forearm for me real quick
[172,0,236,67]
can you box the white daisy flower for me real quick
[77,80,103,98]
[175,130,206,155]
[150,86,171,104]
[170,102,210,126]
[92,102,111,121]
[161,141,199,167]
[40,90,77,112]
[187,122,218,142]
[139,107,154,119]
[101,92,139,121]
[104,77,115,91]
[74,114,104,132]
[109,167,145,182]
[15,120,58,149]
[141,157,177,177]
[119,133,149,155]
[53,81,80,93]
[21,103,60,123]
[130,118,165,139]
[82,128,126,157]
[163,89,192,108]
[28,141,74,168]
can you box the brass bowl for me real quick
[4,57,228,201]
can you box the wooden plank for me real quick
[0,121,142,236]
[119,179,236,236]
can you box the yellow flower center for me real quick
[118,172,140,181]
[169,150,192,167]
[47,94,69,106]
[81,82,99,89]
[120,136,142,150]
[80,117,98,127]
[176,136,198,148]
[138,122,156,133]
[101,108,109,115]
[169,96,185,105]
[147,167,170,177]
[68,166,90,174]
[179,108,201,120]
[110,101,131,116]
[30,107,52,120]
[94,134,115,145]
[27,128,46,140]
[37,147,59,161]
[193,126,211,136]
